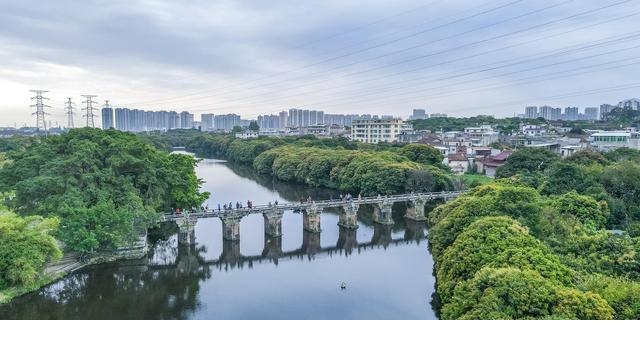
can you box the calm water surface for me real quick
[0,156,440,319]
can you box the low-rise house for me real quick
[478,151,512,177]
[446,153,469,174]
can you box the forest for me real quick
[430,147,640,319]
[0,128,208,300]
[156,131,455,196]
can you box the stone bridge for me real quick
[159,191,464,242]
[150,221,430,273]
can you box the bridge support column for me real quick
[220,213,244,241]
[263,209,284,237]
[338,203,359,229]
[176,217,198,244]
[337,227,358,255]
[302,206,322,233]
[373,200,394,225]
[405,196,427,221]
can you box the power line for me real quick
[215,0,630,111]
[29,89,50,133]
[190,28,640,114]
[119,0,530,107]
[65,97,75,128]
[81,95,98,127]
[137,0,633,113]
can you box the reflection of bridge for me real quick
[150,221,428,272]
[159,191,463,242]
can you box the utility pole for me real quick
[65,97,75,128]
[81,95,98,127]
[30,90,50,134]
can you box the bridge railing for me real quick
[158,190,465,222]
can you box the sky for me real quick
[0,0,639,127]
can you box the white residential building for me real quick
[351,118,411,143]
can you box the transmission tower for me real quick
[81,95,98,127]
[64,97,75,128]
[30,90,50,133]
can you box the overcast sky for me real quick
[1,0,639,126]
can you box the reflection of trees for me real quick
[0,241,211,320]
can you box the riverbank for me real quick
[0,233,148,305]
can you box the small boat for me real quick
[340,282,347,290]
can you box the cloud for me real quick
[0,0,638,125]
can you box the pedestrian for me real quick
[275,200,278,205]
[340,194,344,201]
[218,204,221,211]
[358,193,362,200]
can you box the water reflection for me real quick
[0,158,439,319]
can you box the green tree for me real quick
[0,128,208,253]
[496,147,560,179]
[0,208,61,288]
[436,216,573,303]
[442,267,559,319]
[231,125,243,134]
[397,144,443,166]
[248,121,259,131]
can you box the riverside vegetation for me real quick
[3,127,640,319]
[430,147,640,319]
[144,129,640,319]
[0,128,208,302]
[143,130,455,195]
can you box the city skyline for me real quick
[1,0,640,127]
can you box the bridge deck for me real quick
[159,191,463,222]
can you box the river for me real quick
[0,156,441,319]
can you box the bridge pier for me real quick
[373,200,394,225]
[220,213,244,241]
[338,202,359,229]
[176,217,198,244]
[263,209,284,237]
[405,196,427,221]
[337,227,358,255]
[302,206,322,233]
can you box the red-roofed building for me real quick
[478,151,512,177]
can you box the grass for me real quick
[459,173,492,188]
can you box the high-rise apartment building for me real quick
[411,109,426,120]
[213,114,241,131]
[584,107,598,120]
[525,106,538,119]
[180,111,194,129]
[201,113,215,131]
[618,98,640,111]
[564,107,578,121]
[599,104,616,121]
[101,105,114,129]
